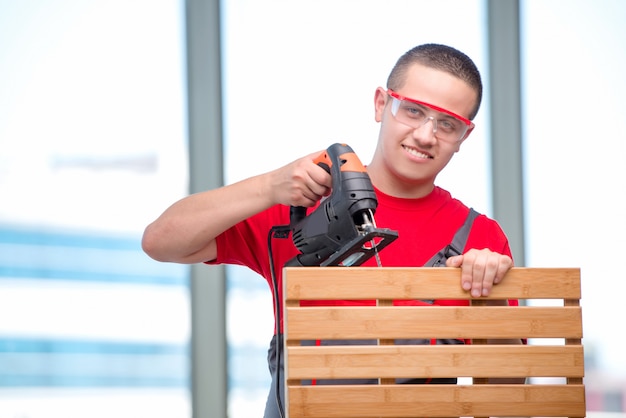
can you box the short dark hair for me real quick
[387,43,483,120]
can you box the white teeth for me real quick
[403,146,430,159]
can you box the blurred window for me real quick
[0,1,190,417]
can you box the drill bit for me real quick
[362,210,383,267]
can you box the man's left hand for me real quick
[445,248,513,298]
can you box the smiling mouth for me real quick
[402,145,433,159]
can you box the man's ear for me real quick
[374,87,387,123]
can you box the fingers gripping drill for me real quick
[284,143,398,267]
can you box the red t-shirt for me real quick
[209,186,515,332]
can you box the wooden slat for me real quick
[285,345,584,380]
[287,384,586,417]
[285,306,583,340]
[284,267,581,301]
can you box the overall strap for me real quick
[424,208,480,267]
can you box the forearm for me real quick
[142,173,275,264]
[142,151,330,264]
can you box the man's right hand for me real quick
[267,151,332,208]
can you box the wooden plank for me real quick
[285,345,584,380]
[285,306,583,340]
[287,384,586,417]
[283,267,581,301]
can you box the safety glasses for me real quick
[387,89,474,143]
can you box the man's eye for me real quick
[404,104,425,118]
[438,119,458,132]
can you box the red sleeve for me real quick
[207,205,296,280]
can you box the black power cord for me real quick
[267,225,290,418]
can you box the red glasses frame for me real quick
[387,89,473,127]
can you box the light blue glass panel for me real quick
[0,0,190,416]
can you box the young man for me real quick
[142,43,519,417]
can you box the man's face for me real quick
[371,63,477,194]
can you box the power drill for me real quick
[284,143,398,267]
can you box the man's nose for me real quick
[412,116,437,143]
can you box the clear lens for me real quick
[390,97,469,142]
